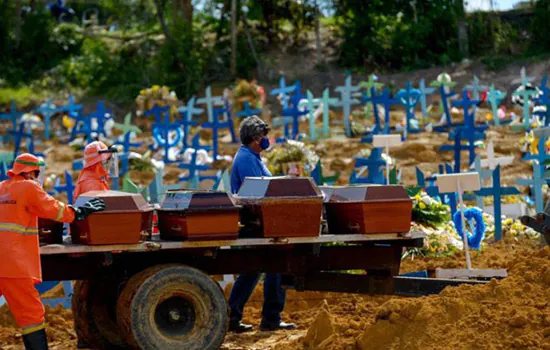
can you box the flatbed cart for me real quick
[39,231,482,350]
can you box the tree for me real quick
[230,0,237,76]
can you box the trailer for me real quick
[39,231,480,350]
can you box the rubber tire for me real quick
[72,279,127,349]
[116,264,228,350]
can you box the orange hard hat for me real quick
[7,153,45,178]
[83,141,111,169]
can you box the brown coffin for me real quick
[158,190,240,241]
[70,191,154,245]
[320,185,412,234]
[235,177,323,238]
[38,218,64,245]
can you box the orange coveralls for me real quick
[73,163,109,201]
[0,175,75,334]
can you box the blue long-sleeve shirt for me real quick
[231,145,272,194]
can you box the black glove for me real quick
[72,198,106,221]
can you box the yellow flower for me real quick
[486,112,493,121]
[152,85,160,91]
[419,202,426,209]
[414,194,422,200]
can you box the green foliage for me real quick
[334,0,462,70]
[531,0,550,52]
[0,87,34,107]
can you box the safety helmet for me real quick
[7,153,46,178]
[83,141,111,169]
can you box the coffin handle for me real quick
[348,223,360,232]
[171,225,182,232]
[238,222,245,229]
[40,229,52,235]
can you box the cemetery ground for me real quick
[0,105,549,349]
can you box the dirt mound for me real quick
[357,247,550,350]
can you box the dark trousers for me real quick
[228,273,286,325]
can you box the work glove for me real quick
[72,198,106,221]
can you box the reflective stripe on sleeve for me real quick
[55,202,66,222]
[0,223,38,236]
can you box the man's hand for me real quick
[73,198,106,221]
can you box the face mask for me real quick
[259,137,270,150]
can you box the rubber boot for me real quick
[23,328,49,350]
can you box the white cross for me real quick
[197,86,223,123]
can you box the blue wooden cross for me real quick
[58,95,83,115]
[54,170,75,205]
[178,135,215,187]
[270,76,296,109]
[68,111,92,142]
[358,74,384,119]
[0,101,24,142]
[395,81,421,139]
[0,152,13,181]
[514,67,538,130]
[0,162,7,181]
[418,79,435,121]
[475,165,520,241]
[440,90,487,172]
[281,81,308,139]
[236,101,262,119]
[415,167,441,199]
[147,105,182,164]
[350,148,386,184]
[361,88,397,143]
[430,81,458,132]
[202,106,237,160]
[88,101,113,138]
[516,127,550,212]
[11,122,44,159]
[320,88,340,138]
[178,97,203,149]
[535,75,550,127]
[465,75,489,101]
[486,84,508,126]
[34,99,59,140]
[197,86,223,123]
[299,91,322,141]
[335,75,360,137]
[311,160,340,186]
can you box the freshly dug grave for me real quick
[297,244,550,350]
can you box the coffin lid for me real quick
[319,185,411,203]
[158,190,239,211]
[75,190,153,214]
[236,176,322,198]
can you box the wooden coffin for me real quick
[320,185,412,234]
[38,218,64,245]
[235,177,323,238]
[158,190,240,241]
[70,191,154,245]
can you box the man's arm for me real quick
[26,182,76,223]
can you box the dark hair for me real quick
[239,116,270,145]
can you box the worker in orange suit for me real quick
[72,141,116,349]
[73,141,118,201]
[0,153,105,350]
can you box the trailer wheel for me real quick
[116,264,228,350]
[72,279,126,349]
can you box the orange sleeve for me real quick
[26,182,76,223]
[74,180,108,201]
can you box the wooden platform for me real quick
[40,231,425,256]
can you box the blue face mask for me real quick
[259,137,270,150]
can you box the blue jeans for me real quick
[228,273,286,325]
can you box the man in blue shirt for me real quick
[228,116,296,333]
